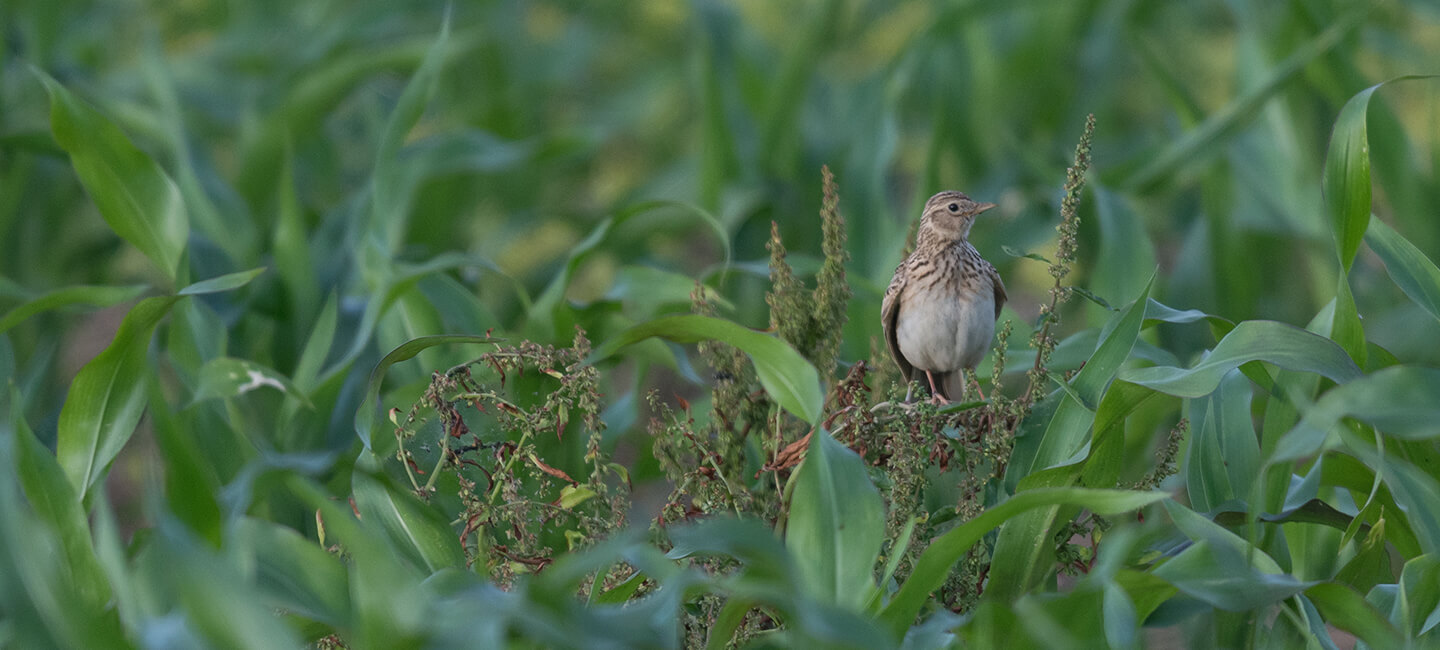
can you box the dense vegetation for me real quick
[3,1,1440,647]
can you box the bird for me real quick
[882,191,1007,404]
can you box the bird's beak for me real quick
[977,202,998,214]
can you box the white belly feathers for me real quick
[894,274,995,373]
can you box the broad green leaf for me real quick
[288,475,430,647]
[36,71,188,281]
[0,284,146,335]
[1153,502,1310,611]
[1142,298,1234,336]
[1331,427,1440,557]
[1324,83,1380,272]
[190,357,311,409]
[1185,369,1260,513]
[0,454,129,649]
[236,517,352,627]
[1080,380,1157,489]
[1324,76,1439,271]
[1307,583,1404,649]
[786,429,885,612]
[1330,275,1366,368]
[152,520,304,649]
[1333,519,1390,595]
[1101,582,1139,650]
[11,391,113,612]
[989,278,1152,602]
[147,383,221,546]
[667,518,792,582]
[706,598,754,650]
[352,462,467,572]
[354,334,499,451]
[57,295,179,500]
[176,267,266,296]
[1275,366,1440,462]
[1028,276,1153,468]
[1392,555,1440,639]
[1323,454,1422,559]
[878,488,1166,639]
[1367,218,1440,324]
[589,314,823,424]
[1121,320,1361,398]
[606,265,735,314]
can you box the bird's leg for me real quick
[962,368,987,401]
[925,370,949,405]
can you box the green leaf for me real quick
[235,517,351,627]
[1080,380,1157,489]
[0,284,147,336]
[35,71,188,282]
[287,475,430,647]
[151,520,305,649]
[1120,320,1361,398]
[1323,76,1438,272]
[1184,369,1260,513]
[1324,83,1380,272]
[11,390,113,612]
[589,314,823,424]
[352,462,466,572]
[1391,555,1440,639]
[0,455,128,648]
[1152,502,1310,610]
[606,265,735,314]
[176,267,266,296]
[190,357,312,409]
[56,295,179,500]
[1306,583,1404,649]
[1029,275,1153,467]
[786,430,885,611]
[878,488,1166,640]
[1275,366,1440,462]
[1101,582,1139,650]
[354,334,499,451]
[1367,218,1440,324]
[989,278,1152,602]
[147,383,221,546]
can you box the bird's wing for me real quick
[987,260,1007,321]
[881,257,914,380]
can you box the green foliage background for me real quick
[3,0,1440,648]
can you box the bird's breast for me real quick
[894,272,996,373]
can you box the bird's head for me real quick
[919,191,996,241]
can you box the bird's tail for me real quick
[912,369,965,402]
[938,371,966,403]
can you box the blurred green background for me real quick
[3,0,1440,515]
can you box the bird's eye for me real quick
[947,202,960,213]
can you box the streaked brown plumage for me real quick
[881,191,1007,403]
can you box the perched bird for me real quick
[882,191,1007,403]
